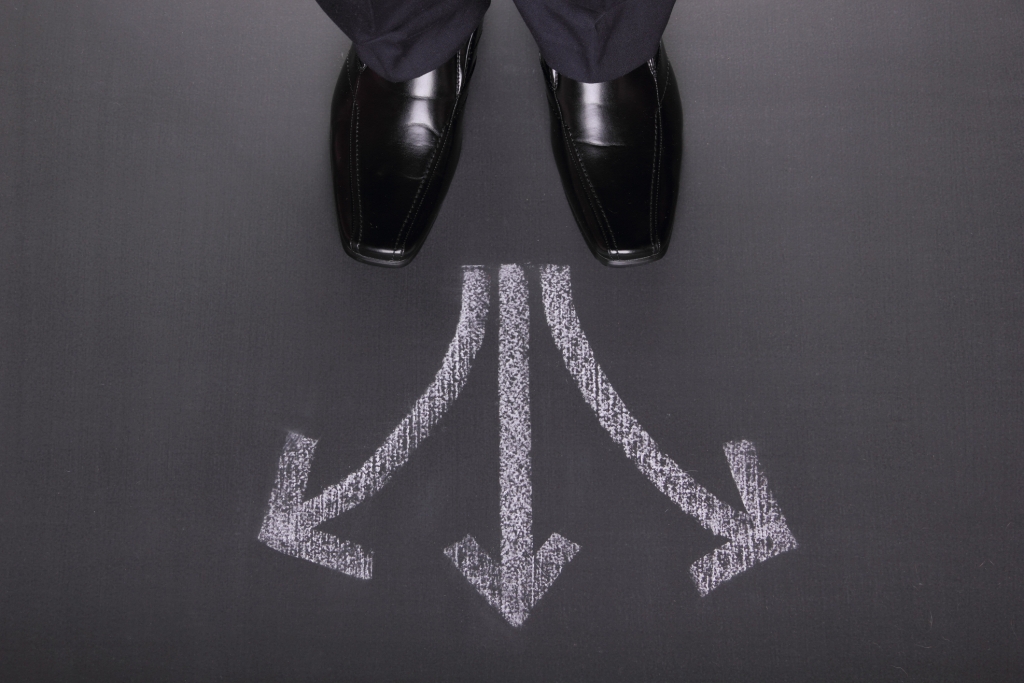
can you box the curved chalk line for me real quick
[539,264,797,595]
[258,266,491,579]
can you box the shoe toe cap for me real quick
[340,233,418,268]
[596,242,667,267]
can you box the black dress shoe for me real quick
[543,45,683,267]
[330,30,480,267]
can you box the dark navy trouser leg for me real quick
[513,0,677,82]
[314,0,491,82]
[314,0,676,82]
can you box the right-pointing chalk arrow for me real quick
[689,439,798,595]
[445,265,580,627]
[540,265,798,596]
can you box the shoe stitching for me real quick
[562,115,616,250]
[552,90,617,252]
[660,60,670,105]
[352,105,364,246]
[346,58,368,249]
[648,58,662,253]
[544,65,613,248]
[568,128,617,251]
[341,54,357,247]
[351,84,365,249]
[395,117,450,257]
[650,50,671,106]
[394,48,464,258]
[651,101,662,253]
[456,47,463,96]
[394,50,461,255]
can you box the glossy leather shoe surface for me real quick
[330,31,480,267]
[544,45,683,266]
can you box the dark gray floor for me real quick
[3,0,1024,680]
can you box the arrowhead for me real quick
[533,533,582,603]
[689,441,798,596]
[540,266,797,597]
[257,432,374,579]
[257,268,491,581]
[445,533,580,627]
[444,536,501,613]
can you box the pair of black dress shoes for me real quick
[329,29,682,267]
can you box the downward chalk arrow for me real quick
[258,267,490,579]
[540,265,798,595]
[445,265,580,627]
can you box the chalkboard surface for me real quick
[2,0,1024,680]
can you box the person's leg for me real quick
[512,0,676,82]
[316,0,490,81]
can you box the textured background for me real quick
[2,0,1024,680]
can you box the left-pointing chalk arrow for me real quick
[445,265,580,627]
[258,267,491,579]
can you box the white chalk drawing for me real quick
[445,265,580,626]
[539,265,798,595]
[258,264,797,624]
[257,266,490,579]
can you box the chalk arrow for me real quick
[445,265,580,627]
[258,267,490,579]
[540,265,797,596]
